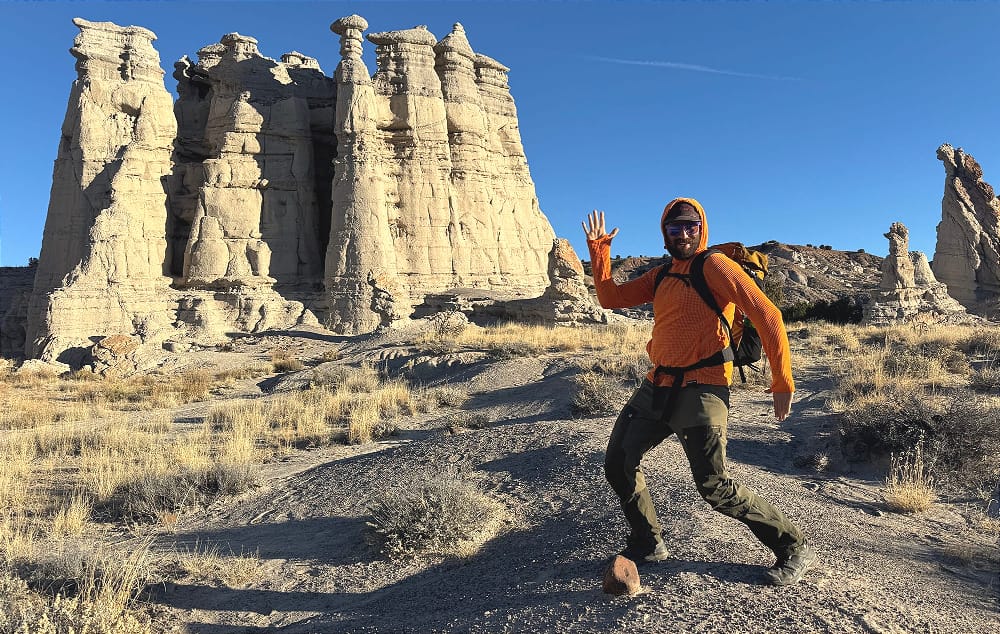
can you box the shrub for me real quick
[271,350,304,372]
[449,411,491,430]
[838,388,1000,488]
[367,471,506,559]
[112,464,258,524]
[783,297,863,324]
[571,370,630,416]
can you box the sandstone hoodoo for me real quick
[862,221,966,325]
[21,14,601,365]
[933,143,1000,316]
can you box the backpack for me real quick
[653,242,768,383]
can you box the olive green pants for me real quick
[604,379,804,558]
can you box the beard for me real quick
[665,241,698,260]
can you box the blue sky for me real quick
[2,0,999,267]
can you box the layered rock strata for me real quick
[932,144,1000,313]
[322,20,559,333]
[25,18,178,363]
[863,222,966,324]
[24,14,596,364]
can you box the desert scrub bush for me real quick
[837,387,1000,488]
[968,363,1000,393]
[367,471,506,559]
[448,410,492,430]
[587,351,649,384]
[884,446,936,513]
[270,349,305,372]
[783,297,862,324]
[426,385,468,408]
[571,370,631,416]
[111,463,258,525]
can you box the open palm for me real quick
[582,210,619,241]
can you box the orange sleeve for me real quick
[702,254,795,393]
[586,236,657,309]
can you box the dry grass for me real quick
[415,321,650,359]
[51,493,92,537]
[884,446,936,513]
[271,349,305,372]
[176,542,265,588]
[826,323,1000,488]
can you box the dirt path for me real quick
[144,351,999,633]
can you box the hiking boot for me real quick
[764,541,817,586]
[620,539,669,565]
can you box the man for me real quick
[582,198,816,586]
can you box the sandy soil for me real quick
[134,325,998,633]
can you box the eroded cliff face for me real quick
[25,18,178,364]
[933,144,1000,313]
[23,14,596,364]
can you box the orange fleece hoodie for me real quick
[587,197,794,393]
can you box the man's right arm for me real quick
[586,236,656,310]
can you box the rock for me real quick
[863,222,968,325]
[932,144,1000,313]
[24,18,178,364]
[602,555,640,596]
[90,334,143,377]
[487,239,607,324]
[879,223,915,290]
[19,14,579,362]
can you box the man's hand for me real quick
[582,210,619,241]
[773,392,793,421]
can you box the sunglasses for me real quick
[664,221,702,237]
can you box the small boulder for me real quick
[602,555,640,596]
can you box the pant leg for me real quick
[605,380,674,548]
[669,384,804,557]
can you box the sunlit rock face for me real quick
[933,144,1000,315]
[25,14,598,364]
[25,18,178,364]
[863,221,967,325]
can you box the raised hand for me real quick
[582,209,619,241]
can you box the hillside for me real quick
[583,242,883,318]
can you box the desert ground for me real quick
[2,318,998,633]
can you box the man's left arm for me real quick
[705,256,795,403]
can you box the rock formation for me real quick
[24,18,178,364]
[20,14,599,365]
[863,222,967,324]
[932,144,1000,313]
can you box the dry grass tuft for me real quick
[415,322,651,359]
[271,349,305,372]
[884,446,936,513]
[51,493,92,537]
[175,542,265,588]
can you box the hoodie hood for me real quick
[660,197,708,252]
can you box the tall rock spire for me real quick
[324,15,401,334]
[932,143,1000,312]
[25,18,177,361]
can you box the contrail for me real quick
[585,55,801,81]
